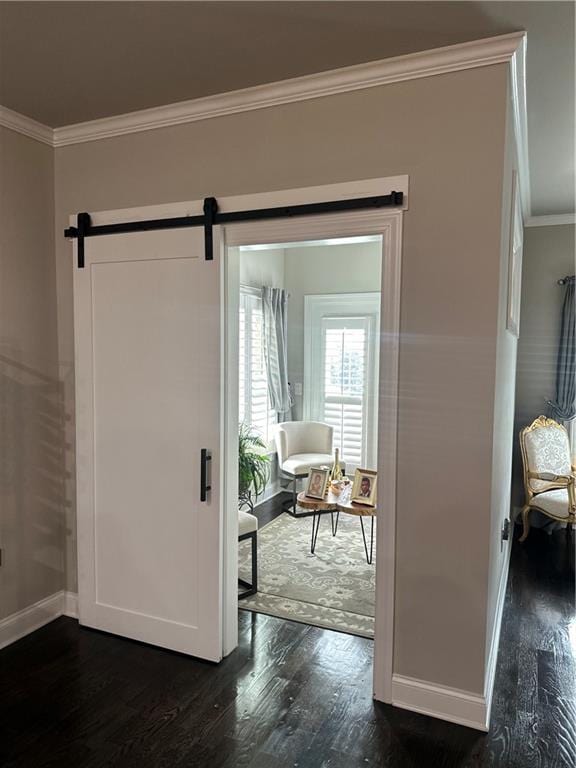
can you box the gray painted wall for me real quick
[0,127,63,619]
[54,64,509,696]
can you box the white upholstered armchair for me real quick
[275,421,342,517]
[519,415,576,541]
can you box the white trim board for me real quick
[70,177,410,230]
[222,199,403,704]
[392,675,488,732]
[484,541,512,729]
[0,32,528,213]
[508,34,530,218]
[0,591,78,651]
[0,104,53,146]
[525,214,576,227]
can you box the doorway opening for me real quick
[235,236,382,639]
[222,204,402,703]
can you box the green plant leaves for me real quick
[239,423,271,499]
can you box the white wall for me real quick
[284,241,381,420]
[239,247,285,290]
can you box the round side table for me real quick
[297,488,377,564]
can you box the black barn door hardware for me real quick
[200,448,212,502]
[203,196,218,261]
[65,192,404,268]
[76,212,91,269]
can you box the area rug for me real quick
[238,511,375,638]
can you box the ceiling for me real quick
[0,2,573,215]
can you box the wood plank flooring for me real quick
[2,522,574,767]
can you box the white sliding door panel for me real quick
[74,227,222,661]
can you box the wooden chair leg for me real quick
[519,505,531,542]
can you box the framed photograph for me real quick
[506,170,524,337]
[351,468,377,506]
[305,467,329,499]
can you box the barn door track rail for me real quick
[65,192,404,268]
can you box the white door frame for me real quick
[68,175,405,702]
[221,178,405,704]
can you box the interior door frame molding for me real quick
[222,177,404,704]
[68,174,405,702]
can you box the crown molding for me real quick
[51,32,526,148]
[525,213,576,227]
[0,104,53,146]
[0,32,529,215]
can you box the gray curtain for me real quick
[261,287,293,419]
[547,275,575,423]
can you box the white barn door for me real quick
[74,226,222,661]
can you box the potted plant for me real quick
[238,424,270,510]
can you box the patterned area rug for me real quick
[238,510,375,638]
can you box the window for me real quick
[239,288,276,444]
[304,294,380,472]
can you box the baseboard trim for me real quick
[63,591,79,619]
[391,675,488,732]
[484,540,512,727]
[252,484,282,509]
[525,214,575,227]
[0,592,65,651]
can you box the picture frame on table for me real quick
[351,468,377,506]
[305,467,330,499]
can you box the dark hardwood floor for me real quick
[2,521,574,768]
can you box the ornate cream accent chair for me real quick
[519,415,576,541]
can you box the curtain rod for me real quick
[558,276,575,285]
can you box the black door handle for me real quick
[200,449,212,502]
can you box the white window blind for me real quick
[304,293,380,472]
[239,290,276,444]
[322,319,368,468]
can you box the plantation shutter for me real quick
[239,304,246,425]
[322,318,369,469]
[238,290,277,444]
